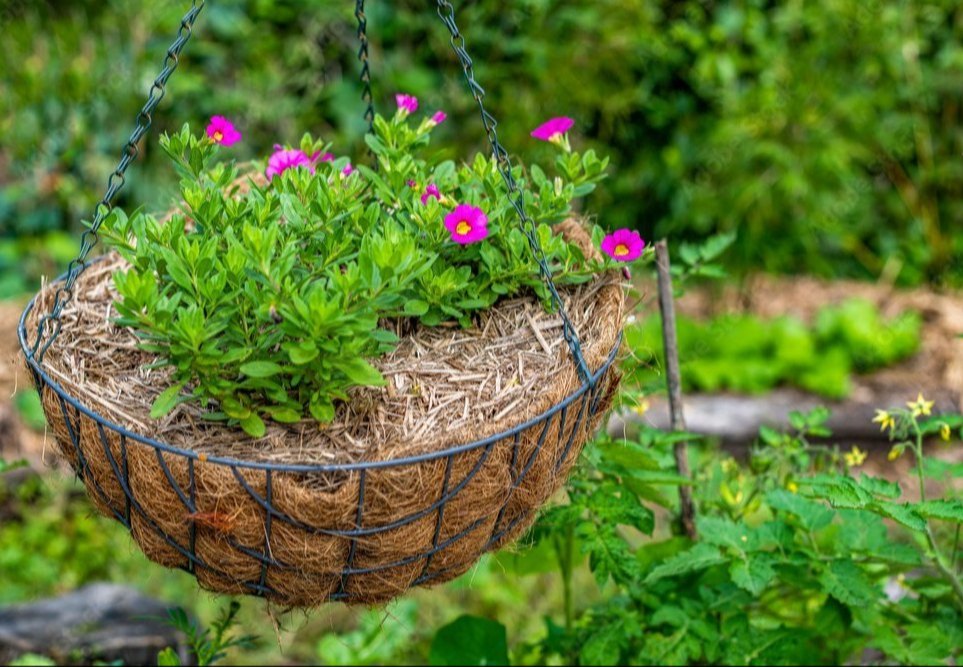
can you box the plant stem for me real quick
[911,420,963,610]
[554,526,575,632]
[655,240,697,540]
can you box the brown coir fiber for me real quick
[26,220,625,606]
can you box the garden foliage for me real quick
[626,298,922,399]
[3,1,963,292]
[515,402,963,665]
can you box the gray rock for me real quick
[0,583,189,666]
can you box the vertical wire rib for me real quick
[259,470,274,589]
[490,433,522,537]
[555,392,591,473]
[338,469,367,599]
[188,458,197,573]
[120,435,131,525]
[420,455,454,578]
[55,395,84,480]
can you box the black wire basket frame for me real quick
[18,0,623,603]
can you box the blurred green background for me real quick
[2,0,962,296]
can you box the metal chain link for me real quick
[355,0,375,136]
[30,1,206,362]
[434,0,591,383]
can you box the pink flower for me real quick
[206,116,242,146]
[342,164,355,177]
[315,152,335,163]
[600,228,644,262]
[444,204,489,245]
[421,183,441,204]
[266,145,314,181]
[531,116,574,142]
[429,110,447,126]
[407,179,418,188]
[396,93,419,115]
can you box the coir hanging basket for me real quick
[18,0,626,606]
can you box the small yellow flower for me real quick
[787,481,799,494]
[844,446,868,468]
[907,392,934,417]
[873,409,896,432]
[633,398,651,417]
[940,422,951,442]
[887,446,902,461]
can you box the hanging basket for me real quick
[18,1,627,606]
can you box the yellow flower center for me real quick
[614,243,630,257]
[213,130,224,142]
[456,221,472,236]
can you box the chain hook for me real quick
[433,0,592,383]
[28,1,206,363]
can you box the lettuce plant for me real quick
[100,98,646,436]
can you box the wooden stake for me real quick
[654,240,697,540]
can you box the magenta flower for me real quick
[600,228,644,262]
[421,183,441,204]
[407,179,418,188]
[429,110,447,126]
[396,93,419,115]
[266,145,314,181]
[206,116,242,146]
[531,116,574,142]
[444,204,489,245]
[315,152,335,163]
[342,163,355,177]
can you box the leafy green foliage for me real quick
[625,298,921,399]
[315,600,419,666]
[102,111,626,436]
[518,403,963,665]
[429,615,509,667]
[159,601,257,666]
[13,391,47,431]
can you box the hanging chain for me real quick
[355,0,375,136]
[30,1,206,362]
[434,0,591,382]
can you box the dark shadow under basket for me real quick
[19,240,624,607]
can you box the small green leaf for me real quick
[339,358,386,386]
[157,647,182,666]
[645,543,726,584]
[429,616,509,667]
[404,300,430,317]
[287,342,319,365]
[873,501,928,532]
[239,361,283,378]
[915,499,963,523]
[818,559,878,606]
[730,555,776,595]
[151,383,187,419]
[239,413,266,438]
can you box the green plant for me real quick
[625,298,921,399]
[315,599,419,666]
[505,400,963,665]
[157,601,258,666]
[101,108,632,436]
